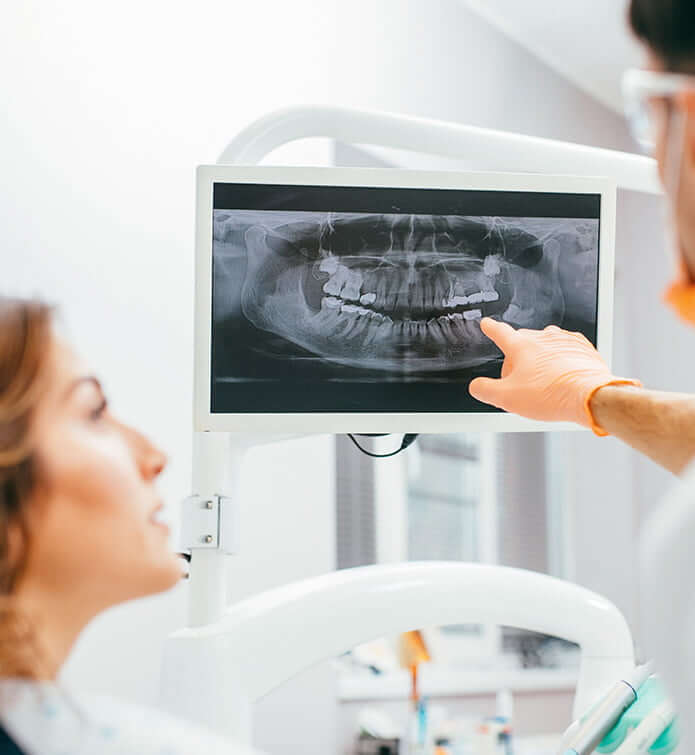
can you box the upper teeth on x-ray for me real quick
[213,210,598,374]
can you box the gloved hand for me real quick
[597,677,678,754]
[468,318,641,435]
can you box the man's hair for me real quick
[629,0,695,72]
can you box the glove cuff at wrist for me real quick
[583,379,643,437]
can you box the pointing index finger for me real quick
[478,317,518,353]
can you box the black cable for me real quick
[346,433,419,458]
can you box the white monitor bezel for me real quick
[195,165,615,433]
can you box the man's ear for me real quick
[677,91,695,166]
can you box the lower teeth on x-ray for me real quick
[211,205,599,413]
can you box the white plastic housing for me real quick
[161,562,634,741]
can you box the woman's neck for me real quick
[14,579,97,680]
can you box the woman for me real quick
[0,297,251,753]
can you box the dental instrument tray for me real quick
[195,165,615,433]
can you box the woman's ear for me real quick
[5,519,25,572]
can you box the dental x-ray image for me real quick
[210,183,600,414]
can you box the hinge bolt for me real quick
[203,534,213,544]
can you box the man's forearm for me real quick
[589,385,695,475]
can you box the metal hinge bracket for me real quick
[180,494,240,553]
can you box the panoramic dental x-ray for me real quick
[211,184,599,414]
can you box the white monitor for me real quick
[195,165,615,433]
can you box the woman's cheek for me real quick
[50,425,143,517]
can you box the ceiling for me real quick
[458,0,644,113]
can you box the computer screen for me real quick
[208,179,602,416]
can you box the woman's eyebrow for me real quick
[63,375,104,402]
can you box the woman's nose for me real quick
[120,421,167,479]
[144,444,167,479]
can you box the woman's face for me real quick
[21,334,181,609]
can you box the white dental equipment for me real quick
[558,663,653,755]
[217,105,659,195]
[613,700,676,755]
[160,105,661,748]
[162,560,635,743]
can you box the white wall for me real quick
[564,190,667,641]
[0,0,671,751]
[0,0,341,739]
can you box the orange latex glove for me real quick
[468,318,642,435]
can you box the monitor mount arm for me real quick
[218,104,660,193]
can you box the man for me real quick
[468,2,695,749]
[469,1,695,477]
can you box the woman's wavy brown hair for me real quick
[0,297,54,677]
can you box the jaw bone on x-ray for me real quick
[212,209,599,378]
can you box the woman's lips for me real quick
[149,504,170,534]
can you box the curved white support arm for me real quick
[162,562,634,738]
[217,104,660,194]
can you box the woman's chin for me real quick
[132,553,186,598]
[157,553,187,591]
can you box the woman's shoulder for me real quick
[79,691,257,754]
[0,679,259,755]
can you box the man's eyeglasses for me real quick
[622,68,695,153]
